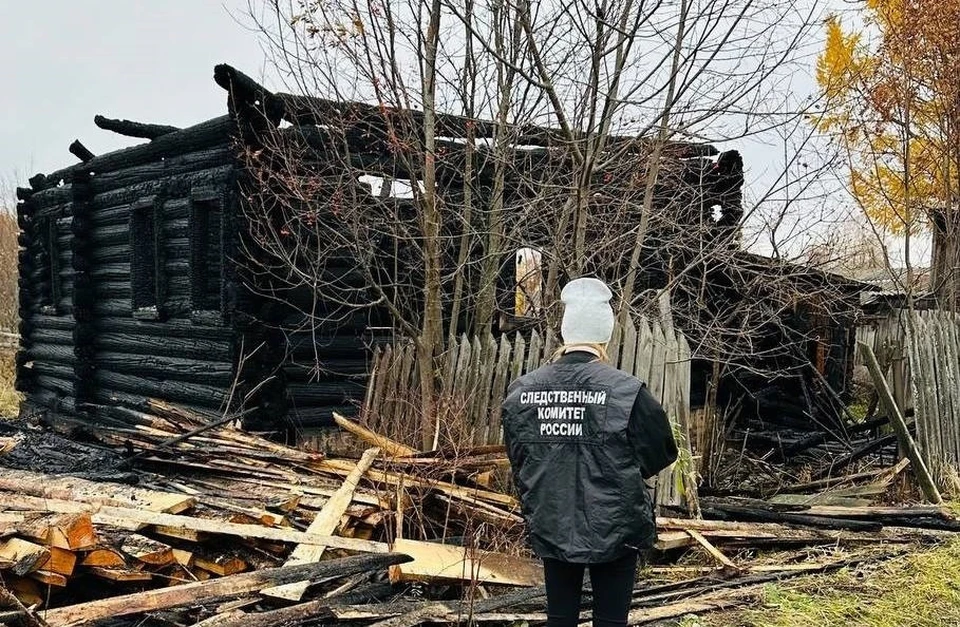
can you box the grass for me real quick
[0,347,20,417]
[696,538,960,627]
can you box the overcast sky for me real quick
[1,1,267,178]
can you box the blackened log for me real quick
[30,185,73,210]
[96,333,232,361]
[29,315,75,331]
[93,368,228,405]
[31,374,75,397]
[283,359,370,378]
[16,186,33,200]
[89,146,235,194]
[281,405,360,429]
[94,114,181,139]
[699,503,883,532]
[813,433,899,480]
[83,115,236,176]
[91,316,233,340]
[285,382,367,404]
[69,140,96,162]
[277,91,719,156]
[89,164,234,213]
[26,344,76,363]
[94,352,234,385]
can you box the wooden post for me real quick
[858,341,942,503]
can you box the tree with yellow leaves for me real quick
[816,0,960,306]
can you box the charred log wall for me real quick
[17,117,242,424]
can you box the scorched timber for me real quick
[40,552,411,627]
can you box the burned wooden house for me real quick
[16,64,864,436]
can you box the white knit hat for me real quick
[560,278,615,345]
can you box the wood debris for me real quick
[1,400,960,626]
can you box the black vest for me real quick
[501,359,656,563]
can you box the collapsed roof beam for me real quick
[94,115,181,140]
[212,63,718,157]
[69,139,95,163]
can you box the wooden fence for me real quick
[362,316,694,507]
[907,311,960,486]
[857,308,960,486]
[855,311,912,412]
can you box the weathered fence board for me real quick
[861,308,960,487]
[362,316,695,508]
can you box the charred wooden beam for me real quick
[94,114,181,140]
[69,140,95,163]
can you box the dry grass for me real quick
[690,538,960,627]
[0,348,19,417]
[0,211,17,333]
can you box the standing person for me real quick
[501,278,679,627]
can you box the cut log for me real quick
[43,547,77,576]
[0,538,50,576]
[389,538,543,586]
[4,575,43,608]
[196,555,248,577]
[3,494,389,554]
[262,447,380,601]
[29,570,68,587]
[120,534,174,566]
[172,548,194,568]
[41,552,411,627]
[80,548,127,568]
[332,413,417,457]
[68,139,95,163]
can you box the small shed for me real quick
[15,63,861,435]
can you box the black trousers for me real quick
[542,551,638,627]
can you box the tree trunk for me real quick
[419,0,446,450]
[930,210,960,312]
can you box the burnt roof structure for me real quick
[15,64,865,437]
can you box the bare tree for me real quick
[237,0,855,446]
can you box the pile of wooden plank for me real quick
[2,401,960,626]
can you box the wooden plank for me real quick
[860,341,942,503]
[487,334,513,445]
[475,334,499,444]
[333,413,417,457]
[525,330,542,373]
[29,570,68,587]
[86,567,154,582]
[0,538,50,576]
[41,553,411,627]
[686,529,739,572]
[316,458,518,508]
[0,469,195,520]
[635,317,654,383]
[262,447,380,601]
[389,538,542,586]
[654,530,695,551]
[2,494,390,554]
